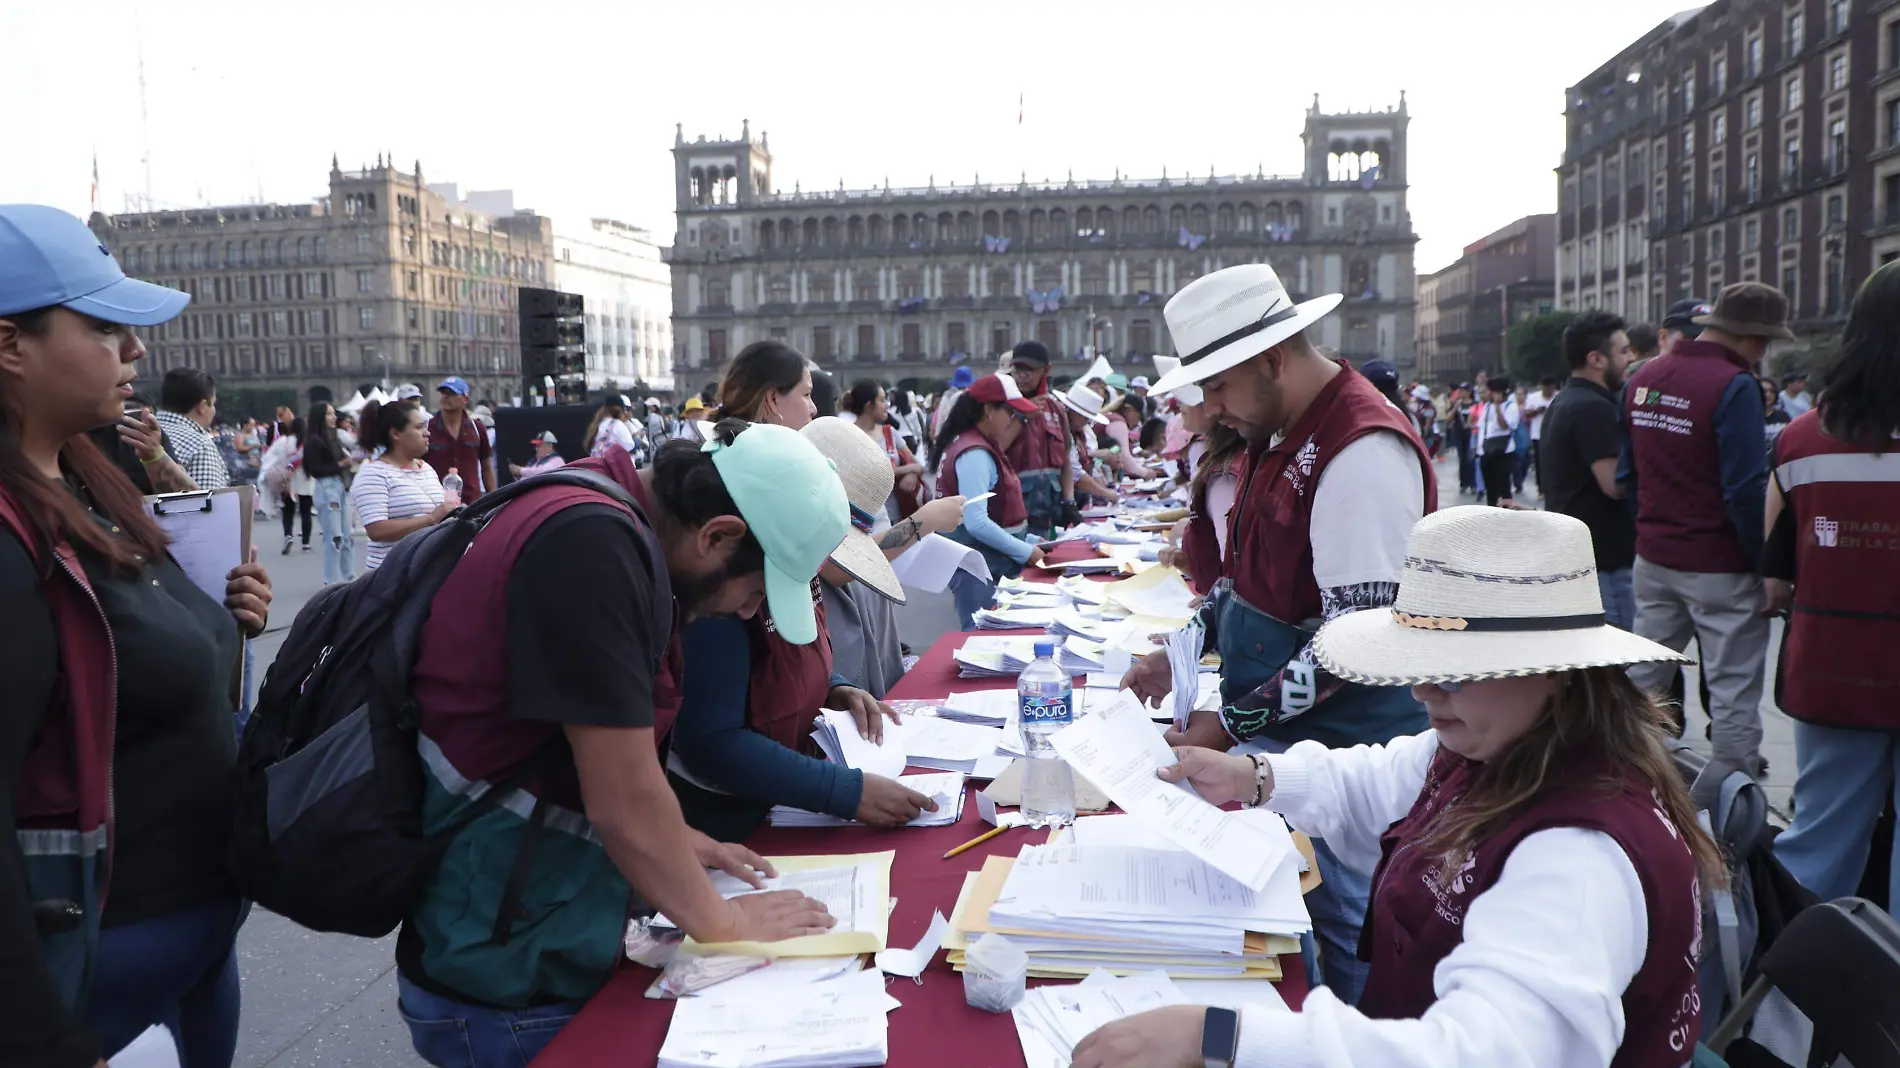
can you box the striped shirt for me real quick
[154,411,231,489]
[349,457,445,570]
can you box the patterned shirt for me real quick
[153,411,231,490]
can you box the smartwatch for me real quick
[1201,1006,1240,1068]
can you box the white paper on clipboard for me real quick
[147,486,253,606]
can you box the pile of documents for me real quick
[935,689,1016,726]
[769,771,966,828]
[658,967,897,1068]
[810,707,1013,779]
[659,852,895,958]
[1102,567,1198,621]
[1011,970,1186,1068]
[952,635,1043,677]
[971,604,1062,629]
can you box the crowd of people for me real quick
[2,197,1895,1068]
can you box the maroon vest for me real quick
[1773,411,1900,727]
[1360,747,1704,1067]
[1003,389,1069,476]
[1227,367,1436,622]
[1625,341,1757,573]
[412,447,682,807]
[744,583,834,752]
[938,430,1029,529]
[1183,444,1243,596]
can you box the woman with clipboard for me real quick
[0,205,275,1068]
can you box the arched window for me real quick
[1029,209,1048,242]
[1124,206,1141,235]
[1348,259,1372,296]
[1190,205,1210,234]
[297,237,309,262]
[803,218,820,246]
[1003,210,1021,241]
[847,216,865,246]
[1049,208,1068,241]
[1237,204,1255,233]
[982,210,1000,237]
[938,212,956,242]
[189,244,203,269]
[779,219,795,247]
[1076,207,1094,235]
[990,268,1016,298]
[892,214,910,244]
[241,241,253,266]
[1169,206,1186,232]
[868,215,886,245]
[1142,206,1160,233]
[957,212,976,242]
[1328,148,1361,183]
[261,241,275,267]
[822,217,840,247]
[1079,263,1108,296]
[1217,204,1235,232]
[314,236,326,262]
[278,239,288,265]
[760,223,776,250]
[912,213,930,244]
[1287,202,1305,234]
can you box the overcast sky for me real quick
[4,0,1699,273]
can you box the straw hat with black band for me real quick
[799,417,906,603]
[1314,506,1688,686]
[1150,263,1345,396]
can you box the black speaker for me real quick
[519,288,584,318]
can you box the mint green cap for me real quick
[702,423,848,645]
[1105,372,1129,389]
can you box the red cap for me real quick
[965,372,1040,414]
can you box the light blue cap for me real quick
[702,423,849,645]
[0,204,189,326]
[437,376,471,396]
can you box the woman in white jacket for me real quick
[1076,507,1726,1068]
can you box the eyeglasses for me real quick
[1430,680,1463,694]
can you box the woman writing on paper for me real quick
[1074,508,1721,1068]
[932,372,1050,629]
[0,206,275,1068]
[670,345,940,838]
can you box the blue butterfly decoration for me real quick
[1027,285,1063,314]
[1177,227,1206,251]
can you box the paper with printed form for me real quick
[146,487,253,608]
[888,532,990,594]
[658,967,895,1068]
[676,852,895,958]
[1048,692,1285,890]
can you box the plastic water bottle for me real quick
[441,471,463,505]
[1018,641,1076,828]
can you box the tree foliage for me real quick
[1506,312,1579,384]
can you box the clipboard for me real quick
[146,486,254,607]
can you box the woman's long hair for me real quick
[581,397,629,454]
[0,307,168,572]
[929,392,989,472]
[1416,666,1728,889]
[1819,259,1900,451]
[1188,421,1244,501]
[714,340,807,422]
[359,399,418,456]
[304,401,339,455]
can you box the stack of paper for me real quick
[972,604,1062,629]
[994,585,1070,610]
[1055,636,1108,676]
[952,636,1042,678]
[769,771,967,828]
[1047,608,1113,643]
[658,968,897,1068]
[1103,567,1198,621]
[1012,970,1186,1068]
[661,852,895,958]
[937,689,1016,726]
[1164,619,1209,729]
[1054,575,1108,606]
[810,708,1014,778]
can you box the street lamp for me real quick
[376,350,390,391]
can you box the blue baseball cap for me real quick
[0,204,189,326]
[437,376,470,396]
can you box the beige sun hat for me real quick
[799,416,906,604]
[1314,506,1688,686]
[1056,381,1111,425]
[1150,262,1343,396]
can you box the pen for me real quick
[942,824,1013,860]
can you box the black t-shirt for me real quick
[505,503,669,729]
[1539,377,1637,571]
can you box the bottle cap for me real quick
[1033,641,1055,658]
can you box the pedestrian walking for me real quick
[1477,376,1520,507]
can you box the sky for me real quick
[3,0,1703,273]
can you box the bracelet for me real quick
[1247,753,1266,807]
[138,453,163,466]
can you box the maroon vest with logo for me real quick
[412,447,683,807]
[1183,444,1242,595]
[1227,367,1436,622]
[1003,389,1069,476]
[938,430,1029,529]
[1625,342,1757,573]
[1773,411,1900,727]
[743,584,834,752]
[1360,747,1704,1066]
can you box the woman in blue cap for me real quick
[0,205,274,1067]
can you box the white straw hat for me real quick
[1314,506,1689,686]
[1056,381,1110,425]
[799,417,905,604]
[1150,355,1203,407]
[1151,263,1342,395]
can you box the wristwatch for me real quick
[1201,1006,1240,1067]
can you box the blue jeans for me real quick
[1296,835,1373,1004]
[312,475,356,584]
[949,568,996,631]
[397,975,581,1068]
[1774,721,1900,919]
[1598,568,1635,631]
[88,893,245,1067]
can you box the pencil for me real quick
[942,824,1011,860]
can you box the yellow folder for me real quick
[681,851,894,958]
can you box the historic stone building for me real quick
[91,156,556,411]
[1417,214,1557,383]
[1558,0,1900,340]
[666,97,1420,395]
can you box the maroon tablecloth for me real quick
[533,627,1303,1067]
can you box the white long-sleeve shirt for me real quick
[1236,731,1651,1068]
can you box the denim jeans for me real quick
[1597,567,1635,631]
[88,893,245,1067]
[397,975,581,1068]
[948,568,996,631]
[1774,721,1900,919]
[312,476,356,584]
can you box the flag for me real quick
[1018,92,1023,125]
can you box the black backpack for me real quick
[230,468,642,937]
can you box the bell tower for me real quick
[673,120,774,210]
[1301,92,1408,188]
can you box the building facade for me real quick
[666,99,1420,396]
[554,218,675,394]
[1417,214,1557,382]
[1557,0,1900,339]
[91,156,556,411]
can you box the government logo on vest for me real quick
[1815,517,1839,547]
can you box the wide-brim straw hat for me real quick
[1314,506,1688,686]
[1151,355,1203,406]
[1056,381,1110,425]
[1151,263,1342,395]
[799,416,905,604]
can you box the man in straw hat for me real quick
[1620,281,1785,779]
[1125,262,1436,1002]
[1074,507,1719,1068]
